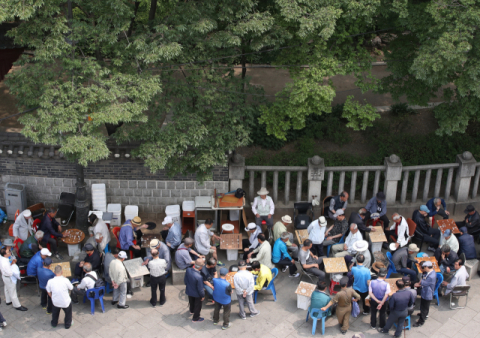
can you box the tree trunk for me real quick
[74,163,90,231]
[149,0,157,21]
[127,1,140,37]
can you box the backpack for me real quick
[86,274,106,288]
[234,188,245,199]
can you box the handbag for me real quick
[234,188,245,199]
[351,298,360,318]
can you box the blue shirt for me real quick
[212,278,232,305]
[119,221,136,250]
[365,197,387,217]
[420,270,437,300]
[26,251,44,276]
[352,265,371,293]
[426,198,446,217]
[37,266,55,289]
[165,222,182,249]
[272,238,292,263]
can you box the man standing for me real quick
[412,205,441,251]
[148,248,168,307]
[321,276,360,335]
[27,248,52,277]
[252,187,275,229]
[351,254,370,315]
[242,223,262,260]
[456,205,480,236]
[440,229,459,253]
[441,259,469,295]
[71,263,97,304]
[457,227,477,260]
[251,261,272,291]
[18,230,44,264]
[185,259,205,323]
[298,239,325,280]
[212,268,232,330]
[37,257,55,314]
[364,192,389,228]
[47,265,73,329]
[247,234,274,269]
[323,210,350,247]
[12,209,33,241]
[272,232,299,277]
[392,243,419,283]
[307,216,327,257]
[369,267,390,330]
[234,260,259,319]
[103,247,118,285]
[273,215,298,258]
[88,214,110,252]
[328,191,349,219]
[143,239,171,271]
[195,219,223,265]
[0,247,27,311]
[162,216,182,254]
[413,261,436,327]
[426,197,449,220]
[39,208,66,260]
[73,243,101,280]
[175,238,203,270]
[331,224,363,258]
[378,279,415,337]
[110,251,129,309]
[119,216,148,258]
[385,213,410,248]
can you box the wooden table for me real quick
[436,219,461,234]
[386,278,402,295]
[323,257,348,274]
[295,230,309,245]
[220,234,242,261]
[415,257,441,273]
[295,281,317,310]
[140,234,161,248]
[49,262,72,277]
[369,226,387,253]
[226,272,238,300]
[61,229,85,256]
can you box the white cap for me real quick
[118,251,127,259]
[162,216,173,225]
[318,216,327,227]
[40,248,52,256]
[245,223,257,231]
[23,209,32,217]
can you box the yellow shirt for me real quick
[252,264,273,291]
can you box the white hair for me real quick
[35,230,44,240]
[392,213,401,220]
[95,232,103,240]
[434,197,441,205]
[350,223,358,230]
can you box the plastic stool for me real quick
[329,279,340,295]
[394,315,411,330]
[105,282,113,294]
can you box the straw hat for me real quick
[281,215,292,223]
[408,243,420,253]
[131,216,142,226]
[257,187,269,195]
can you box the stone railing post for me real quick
[454,151,476,202]
[384,154,402,204]
[229,153,245,191]
[307,155,325,204]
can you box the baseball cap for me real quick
[245,223,257,231]
[423,261,433,267]
[335,209,344,216]
[162,216,173,225]
[43,257,53,266]
[83,243,95,251]
[219,268,228,276]
[118,251,127,259]
[40,248,52,256]
[420,205,430,213]
[443,229,452,237]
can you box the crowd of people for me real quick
[0,187,477,335]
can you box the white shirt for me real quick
[345,231,363,254]
[247,226,262,249]
[46,276,73,308]
[446,266,469,295]
[12,212,33,240]
[440,234,459,253]
[10,264,20,284]
[252,196,275,215]
[77,271,98,291]
[195,224,214,255]
[94,219,111,252]
[307,220,327,244]
[0,256,13,279]
[389,217,410,247]
[233,269,255,295]
[148,258,168,277]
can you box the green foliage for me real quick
[389,103,416,117]
[342,96,379,130]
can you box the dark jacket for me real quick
[389,288,415,312]
[184,267,205,298]
[412,210,430,235]
[426,198,447,217]
[349,212,370,233]
[465,211,480,234]
[458,227,477,260]
[39,214,63,241]
[434,249,458,269]
[84,250,101,271]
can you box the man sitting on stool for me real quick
[413,205,441,252]
[242,223,262,260]
[298,239,325,280]
[251,261,272,290]
[364,192,389,229]
[252,187,274,229]
[73,243,100,281]
[328,191,348,219]
[71,263,98,304]
[119,216,148,258]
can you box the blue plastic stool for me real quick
[306,308,327,335]
[83,286,106,314]
[105,282,113,294]
[104,243,111,254]
[434,272,443,306]
[394,315,411,330]
[254,268,278,303]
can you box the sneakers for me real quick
[0,321,6,328]
[413,322,424,327]
[46,311,52,315]
[363,312,370,315]
[377,328,388,334]
[192,317,205,323]
[427,246,436,252]
[222,323,232,330]
[42,306,47,310]
[250,311,260,318]
[289,273,300,278]
[282,267,288,273]
[217,261,225,267]
[71,278,80,284]
[240,315,246,320]
[66,320,74,329]
[213,322,219,326]
[370,326,376,330]
[127,294,132,299]
[55,253,63,260]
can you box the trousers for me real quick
[189,296,203,321]
[51,302,73,329]
[70,286,86,303]
[356,290,370,313]
[237,294,258,318]
[3,277,21,308]
[310,243,324,257]
[41,237,58,254]
[383,309,408,337]
[422,228,441,248]
[370,298,387,328]
[213,302,231,326]
[113,282,127,306]
[150,274,167,306]
[277,258,297,275]
[40,288,53,313]
[255,215,273,229]
[417,298,431,324]
[398,267,418,284]
[336,305,352,331]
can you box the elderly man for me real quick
[103,247,117,285]
[12,209,33,241]
[195,219,223,265]
[307,216,327,257]
[247,234,274,268]
[350,208,377,237]
[71,262,98,304]
[185,259,205,322]
[440,229,459,253]
[435,244,458,274]
[328,191,349,219]
[298,239,325,280]
[353,240,371,269]
[364,191,389,229]
[213,268,233,330]
[0,247,27,311]
[161,216,182,254]
[369,267,390,330]
[175,238,203,270]
[426,197,449,221]
[18,230,44,264]
[456,205,480,236]
[457,226,477,260]
[310,280,332,316]
[385,213,410,249]
[379,279,415,337]
[392,243,419,283]
[27,248,52,277]
[273,215,298,258]
[252,187,275,229]
[272,232,299,277]
[323,210,350,247]
[47,265,73,329]
[143,239,171,271]
[441,259,468,296]
[73,243,101,281]
[352,254,371,315]
[242,223,262,260]
[413,261,436,327]
[119,216,148,258]
[89,214,110,251]
[234,260,259,319]
[148,248,168,307]
[39,208,66,260]
[37,257,55,314]
[331,224,363,258]
[251,261,272,291]
[413,205,441,251]
[110,251,129,309]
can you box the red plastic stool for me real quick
[431,215,435,227]
[329,279,340,295]
[367,218,384,228]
